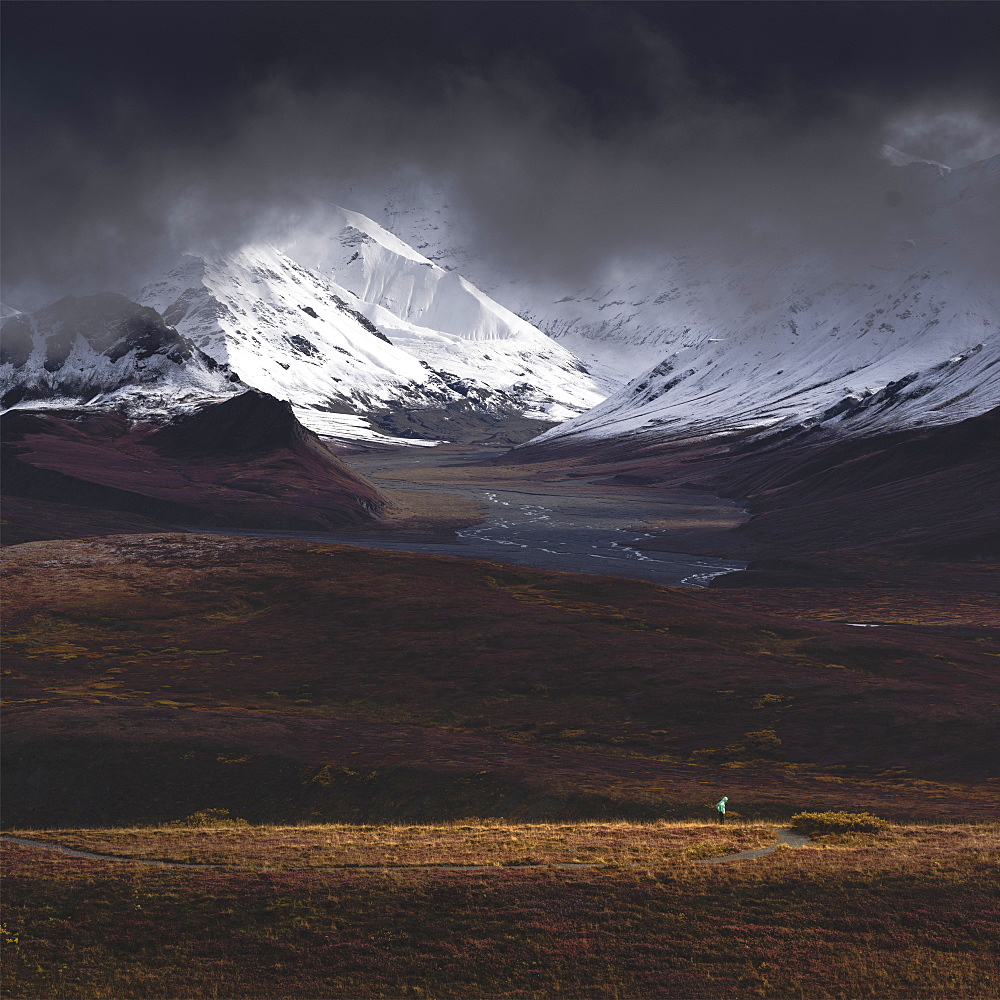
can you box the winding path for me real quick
[0,829,809,871]
[691,827,810,863]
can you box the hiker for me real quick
[715,796,728,824]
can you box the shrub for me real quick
[789,811,886,835]
[167,808,249,828]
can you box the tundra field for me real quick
[2,527,998,999]
[4,533,997,826]
[2,820,998,1000]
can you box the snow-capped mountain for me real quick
[6,153,992,452]
[527,243,998,447]
[352,156,998,448]
[281,207,605,419]
[136,246,451,442]
[135,224,603,444]
[345,187,813,397]
[526,155,999,447]
[333,183,670,389]
[0,292,243,412]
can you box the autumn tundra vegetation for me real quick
[2,405,998,1000]
[2,520,998,998]
[2,820,998,998]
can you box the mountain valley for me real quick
[6,6,1000,998]
[2,153,996,836]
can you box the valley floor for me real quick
[2,431,997,999]
[4,532,996,829]
[202,443,750,586]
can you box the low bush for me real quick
[166,808,248,829]
[790,811,886,835]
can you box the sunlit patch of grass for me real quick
[2,823,997,999]
[12,820,775,869]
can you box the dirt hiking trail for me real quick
[1,829,810,871]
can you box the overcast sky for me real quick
[3,1,999,305]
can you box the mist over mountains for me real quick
[3,146,998,454]
[5,3,1000,309]
[2,2,998,459]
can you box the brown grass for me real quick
[11,820,775,869]
[355,486,486,540]
[2,822,997,999]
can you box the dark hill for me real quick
[507,408,999,585]
[147,390,313,458]
[718,407,1000,564]
[1,392,387,541]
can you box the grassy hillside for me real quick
[2,821,997,999]
[0,395,388,545]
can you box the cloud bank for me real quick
[3,2,998,307]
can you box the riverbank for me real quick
[268,443,750,587]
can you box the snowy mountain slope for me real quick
[293,207,544,342]
[350,157,998,448]
[136,247,447,430]
[526,155,999,446]
[358,156,998,397]
[0,293,243,413]
[138,237,604,442]
[281,208,606,420]
[527,245,998,446]
[332,187,673,388]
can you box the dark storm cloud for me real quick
[3,1,999,305]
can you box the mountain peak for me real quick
[881,144,952,176]
[1,294,241,411]
[134,223,603,443]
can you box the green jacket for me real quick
[716,797,728,814]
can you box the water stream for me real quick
[196,444,748,587]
